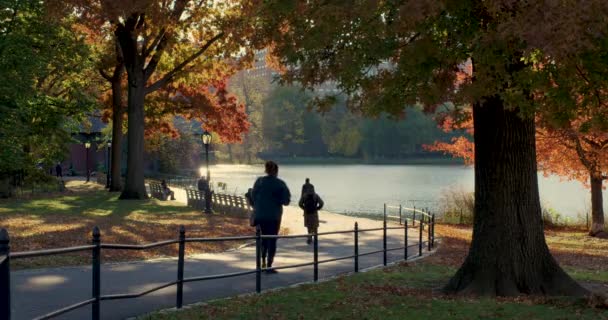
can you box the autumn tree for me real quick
[95,38,126,192]
[427,111,608,237]
[256,0,608,296]
[51,0,262,199]
[0,0,98,177]
[228,69,273,163]
[537,120,608,237]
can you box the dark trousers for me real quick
[259,220,281,267]
[306,227,317,243]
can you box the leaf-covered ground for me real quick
[0,180,255,269]
[140,224,608,320]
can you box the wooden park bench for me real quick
[185,188,252,215]
[149,183,167,201]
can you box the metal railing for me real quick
[0,210,435,320]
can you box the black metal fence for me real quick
[0,211,435,320]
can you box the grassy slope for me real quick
[141,263,607,320]
[0,180,252,269]
[141,224,608,320]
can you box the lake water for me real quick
[204,164,601,219]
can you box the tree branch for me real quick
[571,132,594,171]
[143,28,166,58]
[575,64,604,109]
[145,32,225,94]
[143,34,168,81]
[99,68,112,81]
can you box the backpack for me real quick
[303,193,317,212]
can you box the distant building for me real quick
[64,116,107,176]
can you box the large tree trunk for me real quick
[589,174,606,237]
[109,74,124,192]
[444,96,587,296]
[119,70,148,199]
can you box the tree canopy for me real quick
[256,0,608,296]
[0,0,98,175]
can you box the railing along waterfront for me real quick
[0,209,435,320]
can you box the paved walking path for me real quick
[10,188,433,320]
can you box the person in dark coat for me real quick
[301,178,314,196]
[161,180,176,200]
[197,176,212,213]
[55,163,63,178]
[252,161,291,273]
[299,186,324,244]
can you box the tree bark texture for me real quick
[117,24,148,200]
[589,174,606,237]
[444,96,587,296]
[109,74,124,192]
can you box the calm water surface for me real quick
[204,164,601,218]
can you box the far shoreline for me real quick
[213,156,465,166]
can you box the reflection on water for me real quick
[204,164,600,218]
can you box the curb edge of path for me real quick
[129,238,442,320]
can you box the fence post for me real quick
[383,212,387,266]
[460,208,463,224]
[383,203,387,221]
[176,226,185,309]
[404,221,408,260]
[92,226,101,320]
[399,205,402,225]
[255,227,261,293]
[428,213,432,251]
[354,222,359,273]
[431,214,435,249]
[418,220,423,257]
[313,231,319,282]
[0,229,10,320]
[412,206,416,227]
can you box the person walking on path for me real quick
[55,163,63,178]
[301,178,314,196]
[299,182,324,244]
[251,161,291,273]
[198,176,213,213]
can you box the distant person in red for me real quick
[251,161,291,273]
[299,179,324,244]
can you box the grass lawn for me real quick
[0,180,253,269]
[140,224,608,320]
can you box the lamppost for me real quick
[105,141,111,188]
[84,142,91,182]
[201,131,212,181]
[201,131,212,214]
